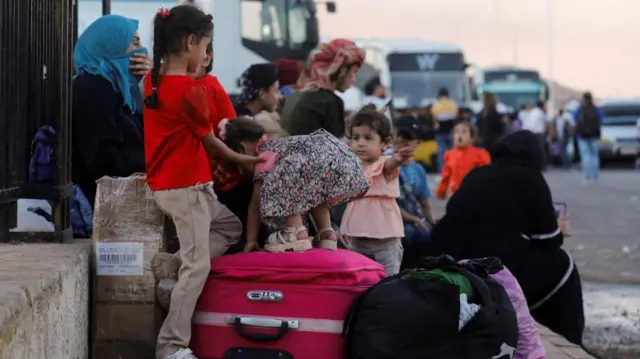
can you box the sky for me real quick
[317,0,639,98]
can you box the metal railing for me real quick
[0,0,75,242]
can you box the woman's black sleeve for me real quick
[521,171,563,248]
[73,78,130,178]
[323,97,345,138]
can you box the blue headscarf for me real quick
[74,15,148,114]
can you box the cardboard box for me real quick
[91,175,166,359]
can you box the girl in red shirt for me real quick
[142,6,261,359]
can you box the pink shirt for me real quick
[340,156,404,239]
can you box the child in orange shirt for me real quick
[436,121,491,199]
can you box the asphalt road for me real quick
[429,168,640,284]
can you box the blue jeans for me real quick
[577,138,600,181]
[435,133,454,172]
[560,137,572,167]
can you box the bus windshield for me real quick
[390,72,466,107]
[493,91,540,110]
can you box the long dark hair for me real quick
[144,5,214,109]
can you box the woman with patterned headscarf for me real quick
[234,63,282,117]
[280,38,365,138]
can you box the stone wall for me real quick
[0,240,91,359]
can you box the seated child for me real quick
[219,117,368,252]
[340,105,414,275]
[393,116,436,270]
[436,121,491,200]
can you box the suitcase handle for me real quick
[231,316,297,342]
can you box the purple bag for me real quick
[460,261,545,359]
[489,267,546,359]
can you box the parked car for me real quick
[597,99,640,161]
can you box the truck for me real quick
[472,66,549,113]
[351,39,473,110]
[78,0,332,97]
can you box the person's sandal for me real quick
[315,227,338,251]
[264,226,312,253]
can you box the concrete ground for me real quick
[430,168,640,356]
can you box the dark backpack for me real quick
[28,126,94,237]
[29,125,57,184]
[576,105,601,138]
[344,255,518,359]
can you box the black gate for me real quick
[0,0,75,242]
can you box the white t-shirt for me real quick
[520,108,547,134]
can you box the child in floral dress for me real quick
[220,117,368,252]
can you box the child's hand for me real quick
[232,153,266,172]
[558,215,572,237]
[244,239,259,252]
[412,217,429,230]
[393,146,414,163]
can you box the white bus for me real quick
[353,39,473,110]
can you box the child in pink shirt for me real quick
[218,117,368,252]
[341,106,414,275]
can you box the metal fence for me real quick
[0,0,75,242]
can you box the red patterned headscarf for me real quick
[297,38,365,92]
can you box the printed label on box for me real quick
[96,242,144,276]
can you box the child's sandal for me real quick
[264,226,312,253]
[315,227,338,251]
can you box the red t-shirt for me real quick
[200,75,246,192]
[144,75,213,191]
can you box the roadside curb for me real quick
[538,325,595,358]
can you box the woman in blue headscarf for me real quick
[72,14,152,206]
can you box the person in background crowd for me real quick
[254,110,281,139]
[423,130,584,345]
[234,63,282,117]
[273,58,301,98]
[572,92,603,184]
[432,87,459,172]
[280,38,365,138]
[393,116,435,270]
[436,121,491,199]
[72,14,152,207]
[340,106,414,275]
[476,92,505,149]
[519,102,549,170]
[403,100,438,172]
[362,76,389,110]
[554,108,575,168]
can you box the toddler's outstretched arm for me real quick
[383,146,414,180]
[245,180,262,252]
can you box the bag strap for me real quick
[418,255,500,309]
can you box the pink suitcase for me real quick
[191,249,386,359]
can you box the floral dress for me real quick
[254,129,368,229]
